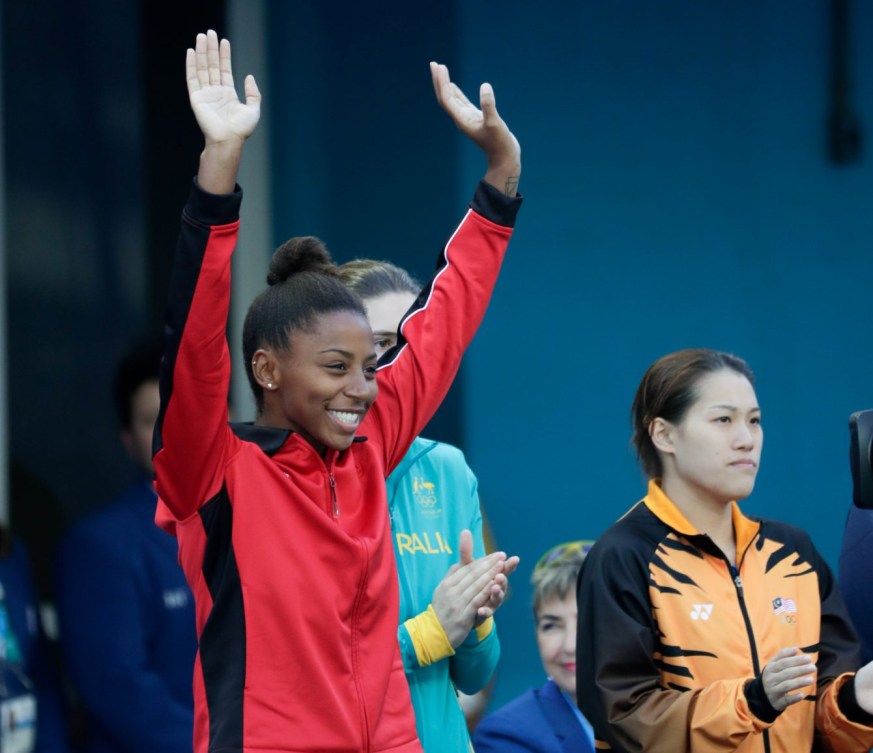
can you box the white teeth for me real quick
[328,410,359,426]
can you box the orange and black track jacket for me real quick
[576,480,873,753]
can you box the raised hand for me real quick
[188,30,261,145]
[187,30,262,194]
[430,62,521,197]
[760,647,816,711]
[431,530,512,648]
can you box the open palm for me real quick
[430,61,520,195]
[187,31,260,145]
[430,63,519,171]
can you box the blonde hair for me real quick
[531,541,593,617]
[337,259,421,300]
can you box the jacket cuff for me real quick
[744,677,782,723]
[403,604,455,667]
[185,177,243,228]
[474,616,494,642]
[838,675,873,726]
[470,180,522,228]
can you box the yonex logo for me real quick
[690,604,714,621]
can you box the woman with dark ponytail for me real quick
[576,348,873,753]
[241,235,370,421]
[152,30,521,753]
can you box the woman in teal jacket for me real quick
[340,259,518,752]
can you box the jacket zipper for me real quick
[324,444,369,748]
[731,563,771,753]
[350,537,372,751]
[389,506,416,629]
[329,473,338,518]
[386,445,431,626]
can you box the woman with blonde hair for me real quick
[474,540,596,753]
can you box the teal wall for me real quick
[266,0,873,712]
[267,0,465,441]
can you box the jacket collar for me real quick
[229,422,368,459]
[643,479,760,556]
[537,679,594,753]
[385,436,436,482]
[230,422,291,455]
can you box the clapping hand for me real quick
[431,530,519,648]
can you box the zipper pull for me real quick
[733,571,744,598]
[329,474,339,518]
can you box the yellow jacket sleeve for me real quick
[403,604,455,667]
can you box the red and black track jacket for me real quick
[153,180,520,753]
[576,480,873,753]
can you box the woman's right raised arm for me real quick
[187,30,261,193]
[153,31,261,523]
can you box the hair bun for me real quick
[267,236,336,285]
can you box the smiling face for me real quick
[256,310,378,455]
[535,592,578,702]
[655,368,762,509]
[361,290,417,358]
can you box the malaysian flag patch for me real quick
[772,597,798,615]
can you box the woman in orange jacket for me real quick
[576,348,873,753]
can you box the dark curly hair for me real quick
[242,236,366,411]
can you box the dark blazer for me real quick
[839,503,873,664]
[472,679,594,753]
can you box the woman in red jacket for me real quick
[153,30,521,753]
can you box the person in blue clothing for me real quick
[839,504,873,664]
[338,258,519,752]
[0,530,70,753]
[473,540,596,753]
[840,409,873,665]
[54,338,196,753]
